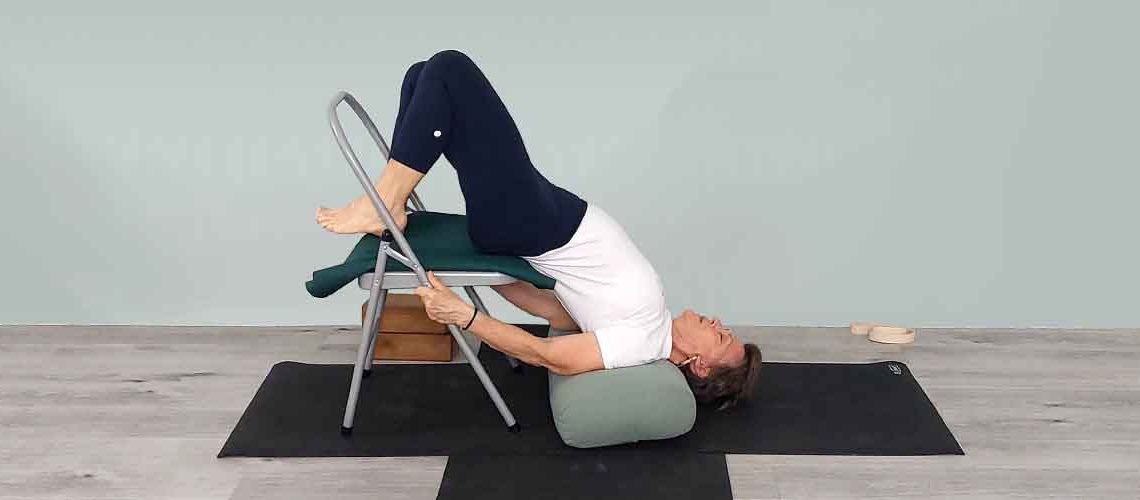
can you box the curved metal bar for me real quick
[327,91,432,284]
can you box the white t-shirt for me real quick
[521,203,673,369]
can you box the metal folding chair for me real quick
[328,91,521,435]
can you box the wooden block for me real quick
[361,294,447,334]
[373,333,453,362]
[360,296,454,362]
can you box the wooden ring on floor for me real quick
[868,326,916,344]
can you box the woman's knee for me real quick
[408,61,428,83]
[401,60,426,90]
[429,49,474,66]
[423,49,479,79]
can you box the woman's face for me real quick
[676,309,745,378]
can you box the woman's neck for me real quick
[668,322,690,364]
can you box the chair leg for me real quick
[463,286,521,373]
[363,289,388,374]
[342,245,390,435]
[447,321,519,431]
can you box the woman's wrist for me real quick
[446,303,470,327]
[465,306,494,331]
[461,306,478,329]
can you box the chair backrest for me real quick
[327,91,432,285]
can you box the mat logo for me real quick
[887,363,902,375]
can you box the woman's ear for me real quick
[691,356,712,379]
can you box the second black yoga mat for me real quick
[218,325,962,457]
[437,453,732,500]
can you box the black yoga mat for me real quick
[218,324,961,458]
[437,453,732,500]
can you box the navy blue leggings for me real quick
[389,49,587,257]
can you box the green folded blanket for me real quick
[306,211,556,298]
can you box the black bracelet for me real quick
[463,308,478,330]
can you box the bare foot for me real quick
[315,196,407,236]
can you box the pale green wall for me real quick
[2,1,1137,327]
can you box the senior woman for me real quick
[316,49,761,410]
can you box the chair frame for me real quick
[328,91,521,434]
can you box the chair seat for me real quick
[306,211,557,298]
[356,270,521,290]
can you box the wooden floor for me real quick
[2,324,1138,499]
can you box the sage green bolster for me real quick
[547,329,696,448]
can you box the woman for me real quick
[316,50,761,410]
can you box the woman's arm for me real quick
[490,281,580,332]
[466,313,603,375]
[415,272,602,375]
